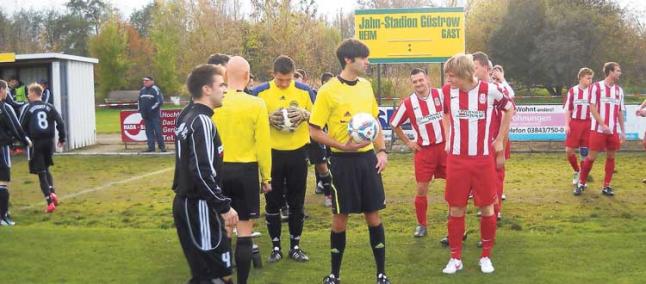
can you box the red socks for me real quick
[567,154,580,172]
[480,215,497,258]
[604,158,615,187]
[579,158,594,185]
[448,216,465,259]
[414,195,427,227]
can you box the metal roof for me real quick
[15,53,99,64]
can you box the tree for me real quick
[89,17,129,101]
[488,0,644,96]
[124,24,154,90]
[129,2,157,37]
[41,12,92,55]
[66,0,110,35]
[149,1,185,97]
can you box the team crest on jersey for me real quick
[279,95,286,100]
[479,93,486,104]
[434,97,441,107]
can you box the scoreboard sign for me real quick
[354,8,465,64]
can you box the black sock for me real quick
[369,224,386,275]
[0,185,8,218]
[288,207,304,249]
[46,169,54,193]
[235,236,253,284]
[38,172,52,204]
[331,231,346,278]
[319,171,332,196]
[266,212,282,250]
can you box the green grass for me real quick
[95,108,125,134]
[1,153,645,283]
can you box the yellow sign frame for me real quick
[355,8,465,63]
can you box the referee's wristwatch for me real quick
[377,148,389,154]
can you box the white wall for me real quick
[64,60,96,150]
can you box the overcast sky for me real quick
[1,0,644,22]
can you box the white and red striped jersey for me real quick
[491,82,516,140]
[590,81,625,134]
[442,81,513,157]
[390,89,445,146]
[498,81,515,99]
[564,85,591,120]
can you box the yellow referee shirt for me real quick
[212,90,272,183]
[254,80,313,151]
[309,77,379,153]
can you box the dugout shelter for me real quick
[0,53,98,151]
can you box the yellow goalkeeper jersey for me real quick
[253,80,313,151]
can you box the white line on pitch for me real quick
[19,167,173,210]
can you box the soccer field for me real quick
[1,153,645,283]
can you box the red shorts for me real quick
[589,132,621,152]
[414,142,447,182]
[445,155,497,207]
[565,120,591,148]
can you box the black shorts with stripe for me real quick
[221,162,260,220]
[307,140,328,165]
[173,195,232,281]
[28,139,54,174]
[0,145,10,181]
[329,151,386,214]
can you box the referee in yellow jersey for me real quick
[310,39,391,284]
[253,55,313,263]
[212,56,271,284]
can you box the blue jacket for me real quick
[138,85,163,118]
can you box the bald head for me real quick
[226,56,250,90]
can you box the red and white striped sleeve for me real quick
[389,98,409,128]
[491,84,513,111]
[564,87,574,111]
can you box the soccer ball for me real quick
[348,113,379,143]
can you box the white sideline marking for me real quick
[19,167,173,210]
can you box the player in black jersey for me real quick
[173,64,238,284]
[20,84,65,213]
[0,80,32,226]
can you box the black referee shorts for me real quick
[221,162,260,220]
[307,140,328,165]
[329,151,386,214]
[173,195,232,282]
[0,145,11,181]
[266,146,308,213]
[27,139,54,174]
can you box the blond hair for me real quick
[577,67,594,79]
[28,83,43,96]
[444,53,475,82]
